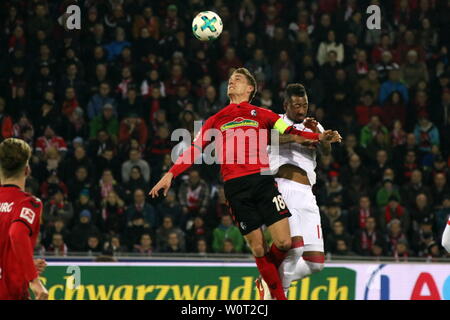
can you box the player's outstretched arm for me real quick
[149,172,173,198]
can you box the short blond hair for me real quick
[0,138,31,179]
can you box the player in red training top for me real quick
[150,68,340,300]
[0,138,48,300]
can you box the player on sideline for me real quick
[150,68,340,300]
[442,218,450,253]
[257,83,341,299]
[0,138,48,300]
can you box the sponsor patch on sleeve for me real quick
[19,207,36,225]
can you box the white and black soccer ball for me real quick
[192,11,223,41]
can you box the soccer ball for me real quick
[192,11,223,41]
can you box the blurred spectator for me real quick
[317,30,344,66]
[348,196,378,235]
[86,235,103,254]
[409,193,434,230]
[413,112,440,154]
[326,220,353,253]
[359,115,389,149]
[101,190,126,235]
[121,149,150,183]
[156,216,185,251]
[332,239,356,256]
[103,235,127,256]
[380,195,411,234]
[119,114,148,148]
[43,218,70,249]
[186,216,211,253]
[69,209,100,252]
[89,103,119,139]
[161,231,185,253]
[401,49,429,89]
[178,170,210,226]
[375,179,401,209]
[42,188,74,227]
[385,219,409,256]
[353,217,386,256]
[125,189,157,228]
[35,125,68,157]
[0,97,14,142]
[379,66,409,105]
[87,82,117,121]
[46,233,68,257]
[123,212,153,251]
[156,190,182,227]
[133,233,154,255]
[212,215,244,253]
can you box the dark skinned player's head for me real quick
[283,83,308,123]
[0,138,31,181]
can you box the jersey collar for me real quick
[228,101,250,108]
[1,184,21,189]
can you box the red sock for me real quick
[255,255,287,300]
[267,243,289,269]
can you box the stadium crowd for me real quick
[0,0,450,259]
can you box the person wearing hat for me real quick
[69,209,100,251]
[89,102,119,139]
[380,195,410,234]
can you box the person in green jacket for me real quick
[376,178,401,208]
[89,104,119,140]
[212,215,244,253]
[360,115,389,148]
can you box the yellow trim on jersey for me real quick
[273,118,290,134]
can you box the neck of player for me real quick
[2,178,25,190]
[229,94,248,105]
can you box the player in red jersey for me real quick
[150,68,340,300]
[0,138,48,300]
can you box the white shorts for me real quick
[276,178,324,252]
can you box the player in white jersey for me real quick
[256,83,341,299]
[442,218,450,253]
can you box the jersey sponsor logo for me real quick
[220,118,259,131]
[0,202,14,212]
[19,207,35,224]
[251,110,257,117]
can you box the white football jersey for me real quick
[268,114,324,186]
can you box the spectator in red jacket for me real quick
[355,91,384,126]
[35,125,68,156]
[0,97,14,142]
[119,114,148,148]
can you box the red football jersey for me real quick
[169,102,319,181]
[0,185,42,300]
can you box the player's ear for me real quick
[25,164,31,177]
